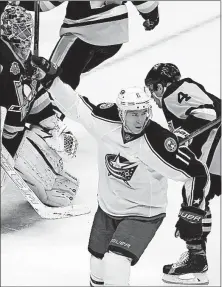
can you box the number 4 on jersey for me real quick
[178,92,191,104]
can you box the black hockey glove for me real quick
[175,205,206,241]
[143,6,159,31]
[31,55,62,90]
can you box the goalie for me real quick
[0,4,78,208]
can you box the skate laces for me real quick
[172,251,190,268]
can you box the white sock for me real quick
[103,251,131,286]
[90,255,104,286]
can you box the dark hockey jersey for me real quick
[162,78,221,159]
[20,1,158,45]
[0,38,55,156]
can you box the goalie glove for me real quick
[143,6,159,31]
[175,205,206,241]
[173,127,193,146]
[41,120,78,162]
[31,55,62,89]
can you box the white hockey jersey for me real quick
[61,90,206,218]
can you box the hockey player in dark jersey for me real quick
[44,76,211,284]
[17,0,159,91]
[0,4,79,208]
[144,63,221,285]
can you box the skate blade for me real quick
[162,273,209,285]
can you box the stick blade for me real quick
[40,204,91,219]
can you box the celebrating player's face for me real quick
[125,109,148,134]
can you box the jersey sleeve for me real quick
[143,122,207,182]
[26,89,56,126]
[131,1,158,19]
[163,79,218,124]
[20,1,63,12]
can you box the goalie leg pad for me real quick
[14,128,78,207]
[1,146,14,193]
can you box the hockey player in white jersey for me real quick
[145,63,221,285]
[17,0,159,91]
[45,76,211,285]
[0,4,78,208]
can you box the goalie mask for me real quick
[116,87,152,134]
[1,5,33,60]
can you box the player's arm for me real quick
[131,1,159,30]
[144,124,209,205]
[19,1,63,12]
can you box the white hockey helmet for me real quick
[116,87,152,111]
[116,87,152,132]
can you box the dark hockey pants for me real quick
[49,34,122,90]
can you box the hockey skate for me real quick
[162,249,209,285]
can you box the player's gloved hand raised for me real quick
[31,55,62,90]
[175,205,206,241]
[143,6,159,31]
[173,127,193,146]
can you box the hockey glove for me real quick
[175,205,206,241]
[173,127,193,146]
[31,55,62,90]
[143,6,159,31]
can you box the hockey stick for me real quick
[179,116,221,146]
[1,146,90,219]
[33,1,40,56]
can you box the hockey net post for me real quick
[179,116,221,146]
[33,1,40,56]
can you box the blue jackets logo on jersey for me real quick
[105,153,138,187]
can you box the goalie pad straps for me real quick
[1,143,14,193]
[14,127,79,207]
[0,107,13,193]
[0,106,7,140]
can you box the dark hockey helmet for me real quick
[0,5,33,49]
[145,63,181,87]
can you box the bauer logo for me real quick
[10,62,20,75]
[164,137,178,152]
[179,211,202,223]
[99,103,114,109]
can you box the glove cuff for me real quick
[146,6,159,22]
[181,205,206,215]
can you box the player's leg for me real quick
[103,214,165,285]
[49,34,96,90]
[13,126,78,207]
[82,44,122,73]
[162,187,210,285]
[88,206,119,286]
